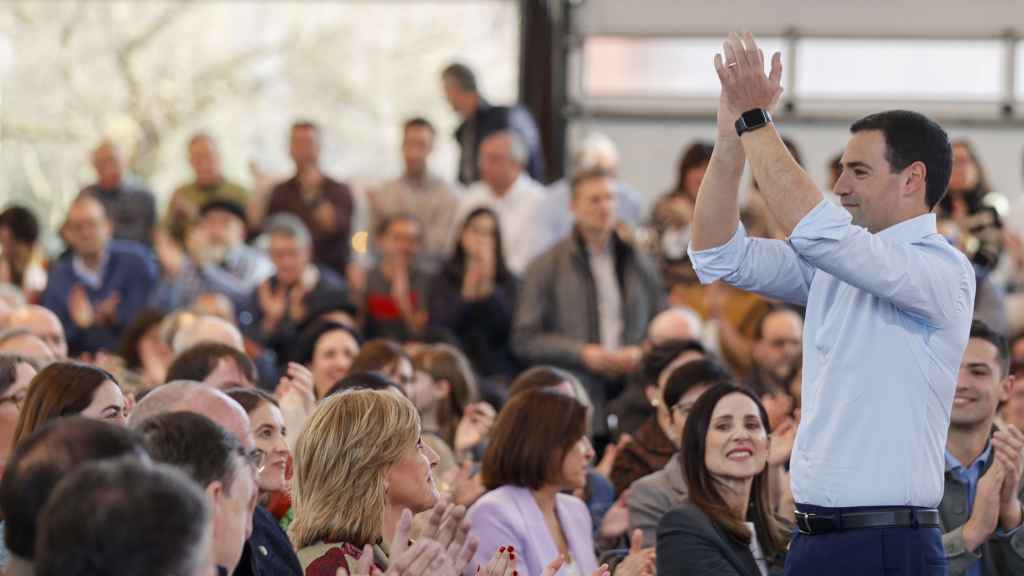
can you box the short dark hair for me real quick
[0,417,147,558]
[404,117,435,134]
[681,383,788,558]
[482,388,587,490]
[570,166,614,202]
[137,411,244,493]
[642,338,708,387]
[662,359,732,408]
[0,205,40,245]
[296,319,362,366]
[348,339,409,376]
[375,212,422,238]
[970,319,1010,378]
[442,62,477,93]
[849,110,953,210]
[36,458,210,576]
[165,342,257,386]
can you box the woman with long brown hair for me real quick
[11,361,128,449]
[656,383,789,575]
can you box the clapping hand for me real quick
[992,425,1024,531]
[614,529,655,576]
[713,32,783,121]
[454,402,496,455]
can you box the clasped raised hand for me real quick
[713,32,783,119]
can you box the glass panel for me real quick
[796,39,1004,101]
[582,36,785,98]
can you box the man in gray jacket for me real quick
[941,319,1024,575]
[512,167,662,442]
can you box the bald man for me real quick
[80,140,156,246]
[7,305,68,358]
[172,315,245,355]
[129,381,303,576]
[0,330,55,365]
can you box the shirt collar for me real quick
[876,212,938,244]
[71,248,110,290]
[945,440,993,473]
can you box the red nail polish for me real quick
[499,546,506,553]
[508,546,514,552]
[510,553,516,560]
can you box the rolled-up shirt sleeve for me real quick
[788,200,975,328]
[688,223,814,305]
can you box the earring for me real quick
[650,398,660,408]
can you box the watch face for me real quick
[741,109,767,126]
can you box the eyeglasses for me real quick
[0,389,27,410]
[246,448,266,474]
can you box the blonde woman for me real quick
[290,389,478,575]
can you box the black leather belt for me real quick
[794,508,940,535]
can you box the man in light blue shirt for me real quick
[940,320,1024,575]
[689,33,976,575]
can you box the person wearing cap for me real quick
[151,199,273,313]
[166,133,250,242]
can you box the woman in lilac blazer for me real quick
[465,388,597,576]
[466,385,653,576]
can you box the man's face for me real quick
[200,210,244,251]
[289,126,320,168]
[442,77,470,116]
[835,130,912,233]
[268,233,309,286]
[92,144,122,188]
[66,198,112,259]
[479,136,521,193]
[189,137,221,184]
[951,338,1012,428]
[210,458,256,572]
[379,219,422,264]
[571,177,617,237]
[402,125,434,176]
[752,311,803,384]
[203,358,254,390]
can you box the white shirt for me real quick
[588,242,623,350]
[689,200,975,508]
[745,522,769,576]
[458,174,549,275]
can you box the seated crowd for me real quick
[0,60,1021,576]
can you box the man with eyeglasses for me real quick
[129,381,302,576]
[137,411,256,575]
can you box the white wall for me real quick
[569,116,1024,212]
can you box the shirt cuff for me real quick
[687,223,748,285]
[994,517,1024,540]
[787,199,853,249]
[943,525,983,562]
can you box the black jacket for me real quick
[455,100,544,184]
[657,502,785,576]
[232,506,303,576]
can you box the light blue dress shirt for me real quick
[690,200,976,508]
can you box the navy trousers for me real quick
[785,505,947,576]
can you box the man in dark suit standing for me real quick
[441,62,545,185]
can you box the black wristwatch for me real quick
[735,108,773,137]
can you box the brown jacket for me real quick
[610,417,676,495]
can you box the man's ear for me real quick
[903,160,928,201]
[999,374,1016,404]
[205,480,224,508]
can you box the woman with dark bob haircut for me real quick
[465,388,652,576]
[656,383,789,575]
